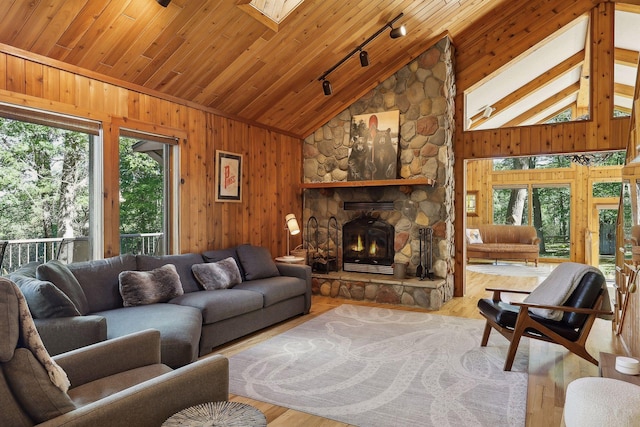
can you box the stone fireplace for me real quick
[342,214,395,274]
[301,37,455,309]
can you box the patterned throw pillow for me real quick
[466,228,483,244]
[192,257,242,290]
[118,264,184,307]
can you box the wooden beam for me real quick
[502,82,581,127]
[615,47,639,68]
[576,16,591,117]
[615,82,635,99]
[469,51,585,129]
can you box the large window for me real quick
[492,184,571,259]
[0,105,101,271]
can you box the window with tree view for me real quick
[0,111,99,272]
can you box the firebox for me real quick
[342,215,394,274]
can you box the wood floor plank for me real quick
[211,265,624,426]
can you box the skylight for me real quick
[238,0,304,31]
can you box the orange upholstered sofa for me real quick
[466,224,540,266]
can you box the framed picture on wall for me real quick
[347,110,400,181]
[215,150,242,203]
[466,191,478,216]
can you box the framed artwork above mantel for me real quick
[215,150,242,203]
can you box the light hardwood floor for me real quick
[214,268,625,426]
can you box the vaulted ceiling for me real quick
[0,0,510,137]
[0,0,634,139]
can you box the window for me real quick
[118,130,178,256]
[0,104,101,271]
[493,187,529,225]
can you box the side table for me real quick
[163,401,267,426]
[599,352,640,386]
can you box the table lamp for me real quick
[284,213,300,259]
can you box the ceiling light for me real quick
[316,13,406,95]
[359,50,369,67]
[389,25,407,39]
[157,0,170,7]
[322,79,332,96]
[482,106,495,118]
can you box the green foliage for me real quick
[118,138,163,235]
[0,118,89,239]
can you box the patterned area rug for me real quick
[229,305,528,427]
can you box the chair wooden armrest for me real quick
[485,287,532,301]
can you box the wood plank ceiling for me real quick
[0,0,512,138]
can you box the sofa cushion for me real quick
[0,277,20,362]
[192,257,242,290]
[11,275,81,319]
[137,253,204,293]
[235,276,307,307]
[4,348,76,423]
[36,260,90,315]
[9,261,41,279]
[93,304,202,368]
[236,245,280,280]
[0,368,32,426]
[68,364,172,407]
[202,248,245,280]
[68,254,138,313]
[170,289,264,324]
[119,264,184,307]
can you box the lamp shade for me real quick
[285,214,300,235]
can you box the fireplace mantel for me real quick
[300,177,435,190]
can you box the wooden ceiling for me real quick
[0,0,511,138]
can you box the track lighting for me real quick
[389,25,407,39]
[317,13,407,95]
[322,79,333,96]
[359,50,369,67]
[157,0,170,7]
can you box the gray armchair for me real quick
[0,277,229,427]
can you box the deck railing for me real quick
[0,233,163,274]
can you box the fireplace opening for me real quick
[342,215,394,274]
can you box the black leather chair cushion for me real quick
[561,271,604,328]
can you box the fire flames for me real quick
[351,235,378,256]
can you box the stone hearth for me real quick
[312,271,446,310]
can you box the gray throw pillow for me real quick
[4,348,75,423]
[236,244,280,280]
[192,257,242,290]
[118,264,184,307]
[201,248,245,279]
[11,275,80,319]
[36,260,89,315]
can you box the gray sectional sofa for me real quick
[9,244,311,368]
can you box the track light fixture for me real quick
[317,13,407,95]
[322,79,333,96]
[359,50,369,67]
[157,0,170,7]
[389,25,407,39]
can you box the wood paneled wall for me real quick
[0,48,303,258]
[452,1,629,297]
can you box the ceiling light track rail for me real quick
[318,13,406,95]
